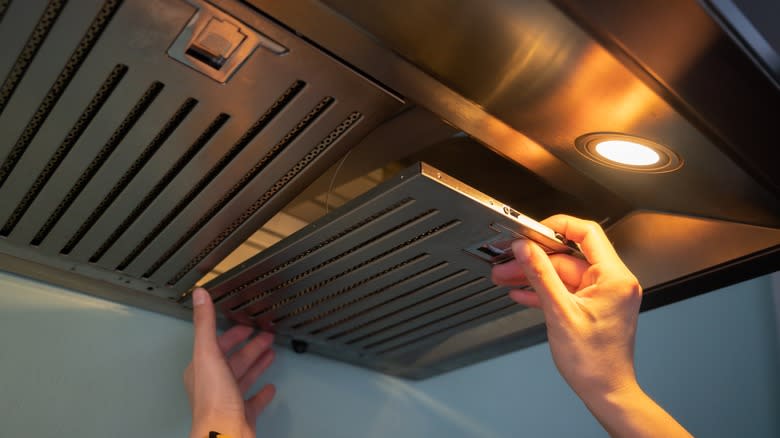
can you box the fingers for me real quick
[511,239,572,314]
[192,287,220,357]
[508,289,541,308]
[491,259,527,285]
[217,325,254,354]
[492,253,590,289]
[239,350,275,394]
[542,215,622,266]
[246,384,276,421]
[228,332,274,378]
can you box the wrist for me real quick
[578,380,653,436]
[580,379,644,414]
[191,414,253,438]
[564,363,639,409]
[576,379,693,438]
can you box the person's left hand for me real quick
[183,287,276,438]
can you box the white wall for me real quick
[1,270,778,437]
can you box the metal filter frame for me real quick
[203,162,550,379]
[0,0,402,316]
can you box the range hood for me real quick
[0,0,777,378]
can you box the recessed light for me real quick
[594,140,660,166]
[575,133,682,173]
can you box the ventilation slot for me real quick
[247,220,458,316]
[0,1,11,23]
[31,81,163,246]
[324,270,471,340]
[243,219,460,316]
[166,111,364,285]
[346,282,497,346]
[322,269,468,341]
[213,197,414,304]
[228,208,440,312]
[0,0,124,191]
[296,261,450,332]
[374,298,517,356]
[0,64,127,237]
[60,98,197,254]
[0,0,66,117]
[144,94,333,278]
[272,253,430,324]
[90,113,229,263]
[116,80,305,271]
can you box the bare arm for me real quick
[491,215,692,438]
[184,288,276,438]
[583,381,691,438]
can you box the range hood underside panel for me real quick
[0,0,777,380]
[0,0,402,301]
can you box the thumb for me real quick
[192,287,219,357]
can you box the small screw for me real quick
[291,339,308,354]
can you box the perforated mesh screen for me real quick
[204,163,542,379]
[0,0,401,304]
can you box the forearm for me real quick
[580,382,693,438]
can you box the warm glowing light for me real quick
[577,133,681,173]
[594,140,660,166]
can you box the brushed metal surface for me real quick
[0,0,402,300]
[252,0,780,226]
[241,0,632,221]
[1,0,778,380]
[609,211,780,288]
[555,0,780,195]
[203,161,780,378]
[203,163,558,377]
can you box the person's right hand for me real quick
[491,215,692,437]
[492,214,641,399]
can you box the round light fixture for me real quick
[594,140,660,166]
[575,133,682,173]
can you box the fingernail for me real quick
[193,288,207,306]
[512,239,531,262]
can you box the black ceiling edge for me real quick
[640,245,780,312]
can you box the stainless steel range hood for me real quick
[0,0,777,378]
[0,0,402,314]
